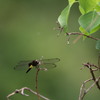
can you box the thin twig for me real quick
[86,77,100,92]
[36,68,40,100]
[79,78,92,100]
[66,32,100,41]
[79,77,100,100]
[79,62,100,100]
[35,68,47,100]
[83,62,100,89]
[7,87,50,100]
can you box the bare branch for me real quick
[86,77,100,92]
[35,69,40,100]
[79,78,93,100]
[7,87,50,100]
[79,77,100,100]
[79,62,100,100]
[66,32,100,41]
[83,62,100,89]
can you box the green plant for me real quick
[57,0,100,100]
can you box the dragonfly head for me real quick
[28,60,39,67]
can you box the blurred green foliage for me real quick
[0,0,100,100]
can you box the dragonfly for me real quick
[14,58,60,73]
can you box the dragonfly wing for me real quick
[17,60,32,64]
[14,58,60,71]
[39,58,60,64]
[14,60,31,70]
[39,63,57,70]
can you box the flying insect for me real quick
[14,58,60,73]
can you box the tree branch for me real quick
[66,32,100,41]
[79,78,92,100]
[83,62,100,89]
[79,77,100,100]
[79,62,100,100]
[7,87,50,100]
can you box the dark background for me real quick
[0,0,100,100]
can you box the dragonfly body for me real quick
[26,60,40,73]
[29,60,39,67]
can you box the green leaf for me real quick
[58,5,70,32]
[89,25,100,33]
[95,1,100,12]
[79,0,98,14]
[57,0,75,33]
[79,26,89,35]
[79,11,100,34]
[79,26,90,40]
[68,0,75,6]
[96,40,100,50]
[79,5,85,15]
[79,24,100,35]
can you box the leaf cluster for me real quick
[58,0,100,50]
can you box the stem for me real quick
[36,68,40,100]
[66,32,100,41]
[7,87,50,100]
